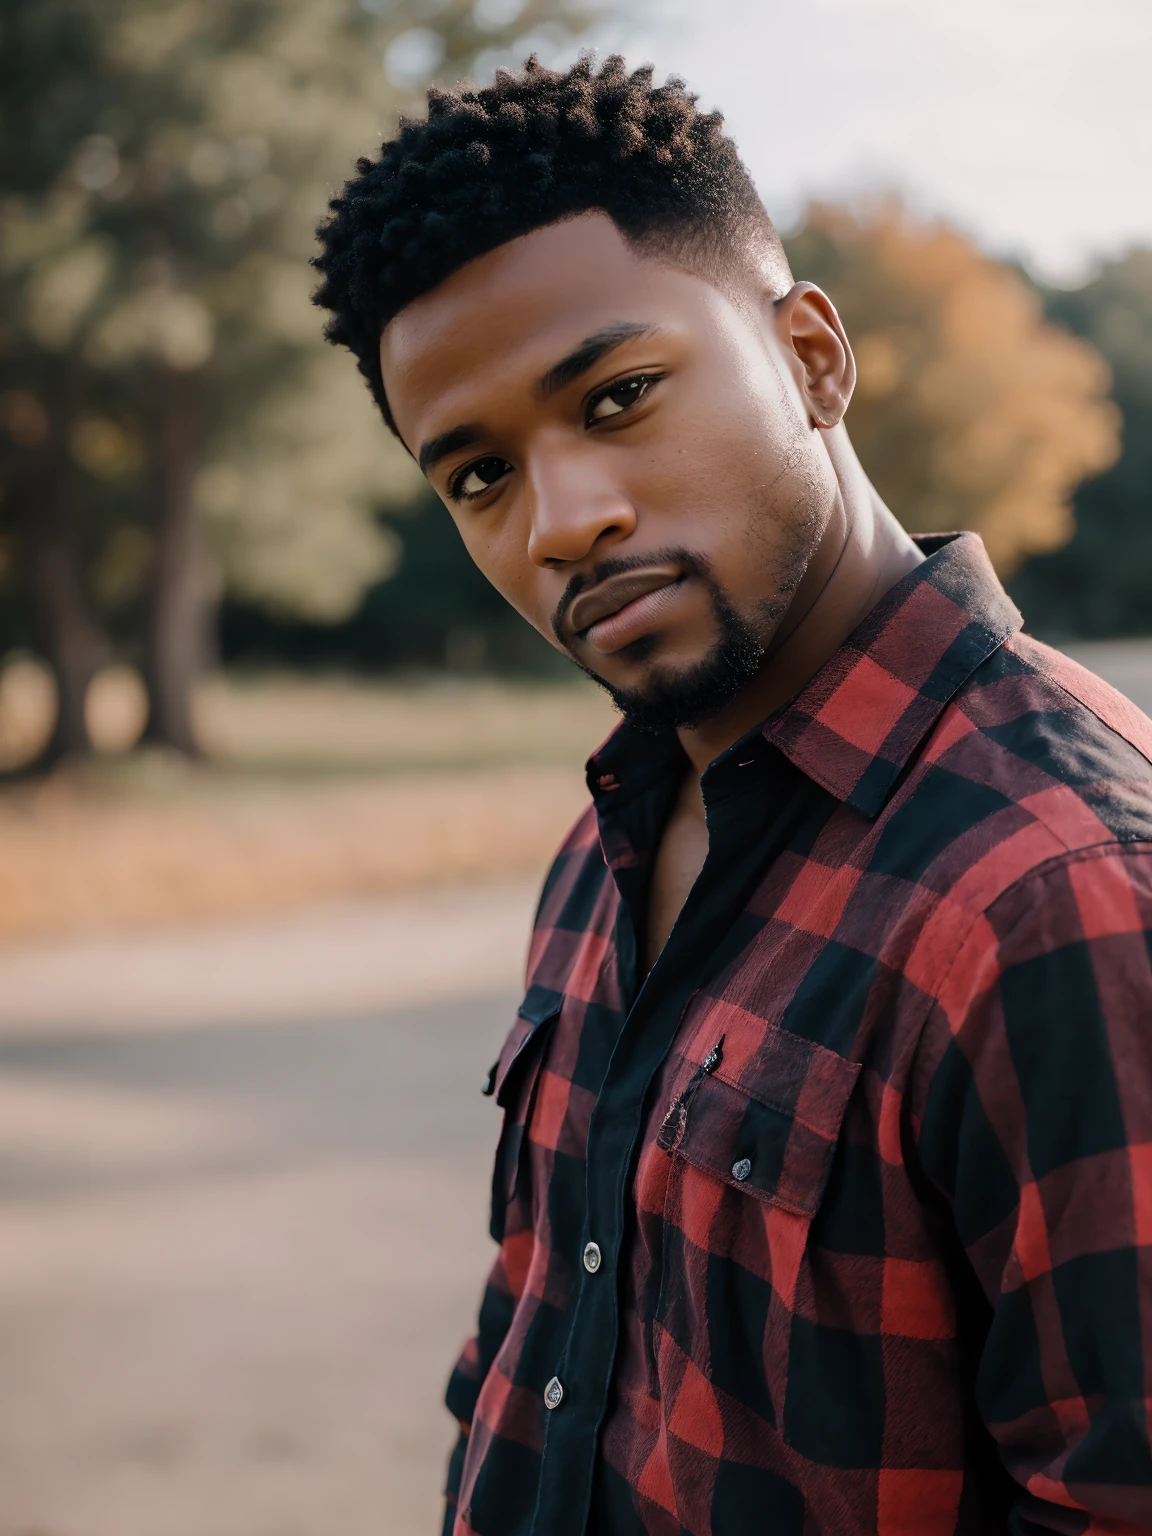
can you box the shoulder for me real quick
[897,634,1152,898]
[913,639,1152,1051]
[955,633,1152,843]
[533,802,606,927]
[551,800,603,864]
[908,646,1152,1144]
[865,636,1152,1007]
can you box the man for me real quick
[314,55,1152,1536]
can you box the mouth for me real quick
[568,565,686,655]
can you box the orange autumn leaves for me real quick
[786,203,1121,574]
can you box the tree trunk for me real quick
[18,376,105,768]
[142,364,204,756]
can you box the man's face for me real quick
[380,213,843,731]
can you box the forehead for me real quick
[379,213,727,446]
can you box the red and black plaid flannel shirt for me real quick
[444,533,1152,1536]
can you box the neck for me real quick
[677,427,924,778]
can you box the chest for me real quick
[481,796,979,1511]
[495,862,936,1272]
[644,793,710,970]
[493,907,958,1447]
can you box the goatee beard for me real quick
[576,580,781,736]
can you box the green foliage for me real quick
[1009,251,1152,637]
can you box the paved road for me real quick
[0,641,1147,1536]
[0,988,517,1536]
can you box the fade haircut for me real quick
[312,53,792,432]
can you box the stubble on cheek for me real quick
[743,428,836,647]
[734,497,820,651]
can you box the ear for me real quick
[771,282,856,430]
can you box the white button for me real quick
[583,1241,602,1274]
[732,1157,752,1182]
[543,1375,564,1410]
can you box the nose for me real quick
[525,447,636,568]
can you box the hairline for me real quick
[378,209,793,440]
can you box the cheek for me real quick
[731,437,836,592]
[452,515,515,598]
[451,509,555,635]
[635,400,832,603]
[642,375,804,507]
[630,399,817,552]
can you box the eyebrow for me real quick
[537,322,655,400]
[418,422,484,476]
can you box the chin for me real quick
[570,577,775,735]
[584,635,765,736]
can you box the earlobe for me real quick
[773,282,856,431]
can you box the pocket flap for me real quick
[677,1023,861,1219]
[488,988,561,1245]
[492,985,561,1106]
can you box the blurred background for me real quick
[0,1,1149,1532]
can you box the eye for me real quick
[450,455,511,501]
[586,374,659,425]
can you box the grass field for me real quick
[0,668,617,943]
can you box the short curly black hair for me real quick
[312,53,791,432]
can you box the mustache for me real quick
[550,546,715,645]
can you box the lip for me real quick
[568,565,684,638]
[584,580,690,653]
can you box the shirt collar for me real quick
[763,532,1021,816]
[587,533,1022,820]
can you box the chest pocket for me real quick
[668,1024,861,1219]
[486,987,560,1244]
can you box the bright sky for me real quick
[592,0,1152,283]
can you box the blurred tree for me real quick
[0,3,119,760]
[784,202,1121,575]
[1009,251,1152,637]
[0,0,588,763]
[220,485,567,676]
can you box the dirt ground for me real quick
[0,761,590,942]
[0,672,616,943]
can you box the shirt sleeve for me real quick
[441,1237,524,1532]
[914,844,1152,1532]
